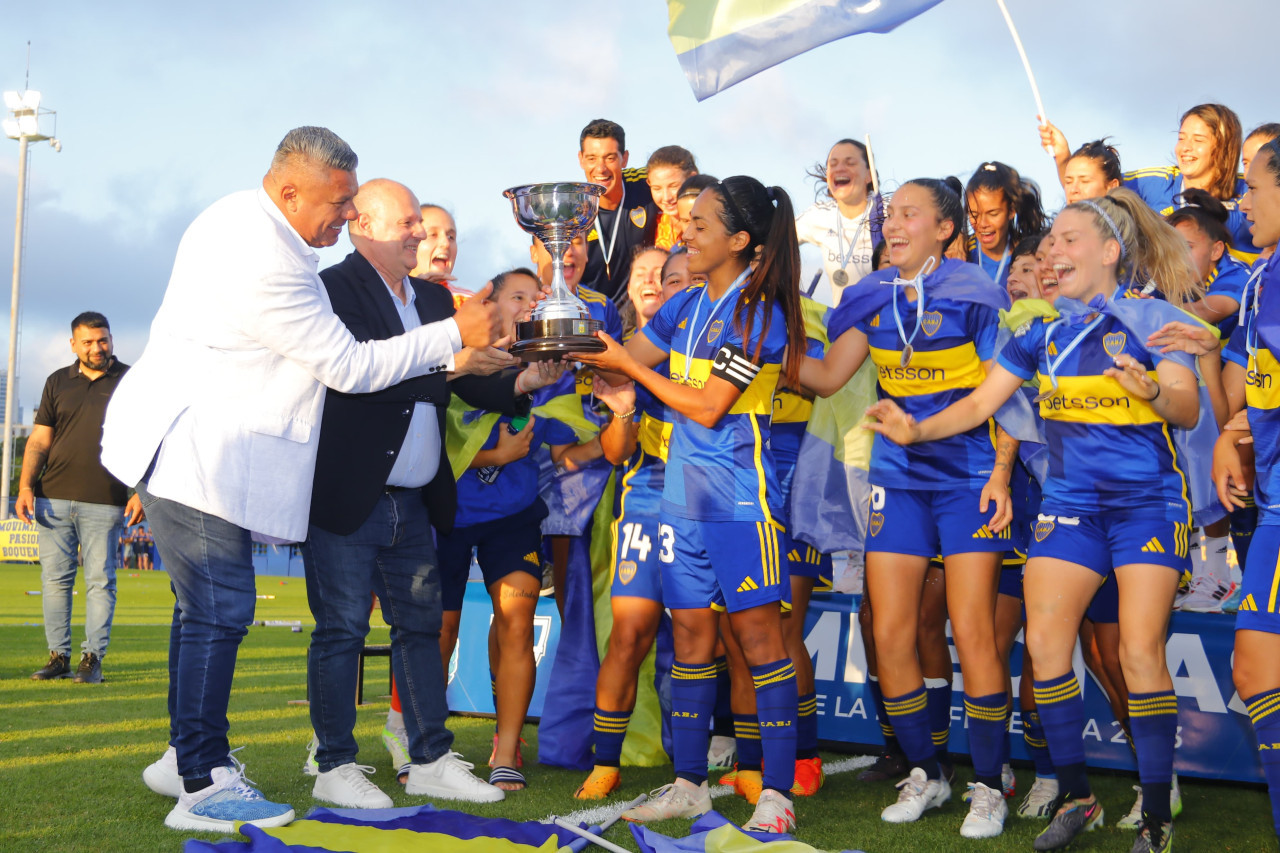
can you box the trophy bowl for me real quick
[503,182,607,361]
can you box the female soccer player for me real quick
[965,161,1047,291]
[574,248,687,801]
[796,138,883,305]
[619,246,671,339]
[866,188,1203,853]
[647,146,699,250]
[576,176,806,834]
[1062,140,1123,205]
[1170,189,1253,336]
[800,177,1015,838]
[437,268,586,791]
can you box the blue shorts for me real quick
[611,463,665,603]
[781,528,832,581]
[663,514,790,613]
[866,485,1014,558]
[438,500,547,611]
[998,565,1024,599]
[1084,572,1119,624]
[1237,523,1280,633]
[1027,509,1191,576]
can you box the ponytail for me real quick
[709,176,805,385]
[965,161,1047,246]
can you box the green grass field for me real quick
[1,562,1276,852]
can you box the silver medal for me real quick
[1032,387,1056,403]
[900,345,913,367]
[832,268,849,287]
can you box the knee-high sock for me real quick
[1129,690,1178,823]
[751,659,798,796]
[925,676,952,761]
[1023,708,1056,778]
[712,656,734,736]
[797,691,819,759]
[671,661,718,785]
[867,675,901,754]
[1246,688,1280,837]
[1033,673,1090,800]
[965,691,1008,789]
[734,714,762,771]
[884,685,940,779]
[592,708,631,768]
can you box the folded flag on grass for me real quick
[630,810,863,853]
[184,804,583,853]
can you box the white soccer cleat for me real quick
[881,767,951,824]
[404,751,504,803]
[743,788,796,833]
[1117,784,1144,829]
[707,735,737,770]
[143,745,182,798]
[622,780,712,823]
[313,762,393,809]
[1017,776,1060,819]
[961,782,1009,838]
[382,726,410,780]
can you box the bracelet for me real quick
[611,407,636,420]
[1147,383,1161,402]
[18,487,33,494]
[514,370,531,395]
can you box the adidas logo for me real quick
[523,551,541,566]
[1239,594,1258,612]
[870,315,880,327]
[737,576,760,593]
[678,319,688,329]
[788,549,801,562]
[972,525,996,539]
[1140,538,1166,554]
[1047,340,1058,356]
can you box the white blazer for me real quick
[101,188,460,542]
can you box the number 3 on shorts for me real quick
[658,524,675,563]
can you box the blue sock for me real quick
[1023,708,1056,778]
[884,685,940,779]
[1034,673,1090,800]
[712,656,733,736]
[671,660,717,785]
[1129,690,1178,824]
[965,691,1008,789]
[592,708,631,768]
[1000,696,1013,770]
[797,691,819,759]
[751,658,798,797]
[1247,689,1280,837]
[733,713,762,772]
[925,676,952,763]
[868,675,901,754]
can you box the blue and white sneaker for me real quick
[165,759,294,833]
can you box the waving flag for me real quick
[668,0,947,100]
[630,810,864,852]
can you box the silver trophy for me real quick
[503,182,607,360]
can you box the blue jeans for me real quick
[135,480,256,779]
[35,498,125,658]
[301,489,453,772]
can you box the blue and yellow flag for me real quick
[630,810,863,852]
[668,0,947,100]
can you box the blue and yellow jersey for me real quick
[854,290,1000,490]
[642,284,787,522]
[578,284,624,342]
[455,414,580,528]
[537,284,625,432]
[1224,278,1280,522]
[1123,166,1255,251]
[1203,251,1253,339]
[616,363,673,509]
[968,241,1011,291]
[772,334,827,502]
[998,315,1190,519]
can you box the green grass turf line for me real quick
[1,563,1277,851]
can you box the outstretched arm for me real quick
[864,363,1027,445]
[799,327,870,398]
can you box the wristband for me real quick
[1147,383,1161,402]
[611,407,636,420]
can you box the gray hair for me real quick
[270,126,357,174]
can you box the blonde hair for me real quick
[1065,187,1202,304]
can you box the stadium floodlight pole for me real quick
[2,88,60,519]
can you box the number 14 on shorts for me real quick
[619,522,675,564]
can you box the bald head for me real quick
[349,179,426,284]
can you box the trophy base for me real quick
[509,317,606,361]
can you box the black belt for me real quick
[383,485,421,494]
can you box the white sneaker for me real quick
[303,736,319,777]
[404,752,504,802]
[382,726,410,778]
[622,780,712,822]
[743,788,796,833]
[1178,577,1235,613]
[143,746,182,798]
[1117,784,1144,829]
[960,782,1008,838]
[707,735,737,770]
[881,767,951,823]
[165,761,294,833]
[1017,776,1059,818]
[313,762,393,809]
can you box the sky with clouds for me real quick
[0,0,1275,417]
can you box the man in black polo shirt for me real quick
[577,118,658,304]
[18,312,142,683]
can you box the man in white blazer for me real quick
[100,127,502,834]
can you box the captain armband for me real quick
[711,344,762,391]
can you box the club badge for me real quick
[618,560,637,585]
[1103,331,1127,359]
[630,207,647,228]
[1034,515,1056,542]
[707,319,724,344]
[921,311,944,337]
[869,512,885,537]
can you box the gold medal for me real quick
[832,269,849,287]
[900,345,913,367]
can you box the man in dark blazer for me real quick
[302,179,548,809]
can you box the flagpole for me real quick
[992,0,1053,155]
[864,134,881,199]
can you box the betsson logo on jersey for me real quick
[877,364,945,382]
[1041,393,1133,411]
[1246,367,1273,389]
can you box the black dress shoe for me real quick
[31,651,71,680]
[73,652,103,684]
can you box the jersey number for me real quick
[620,523,674,563]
